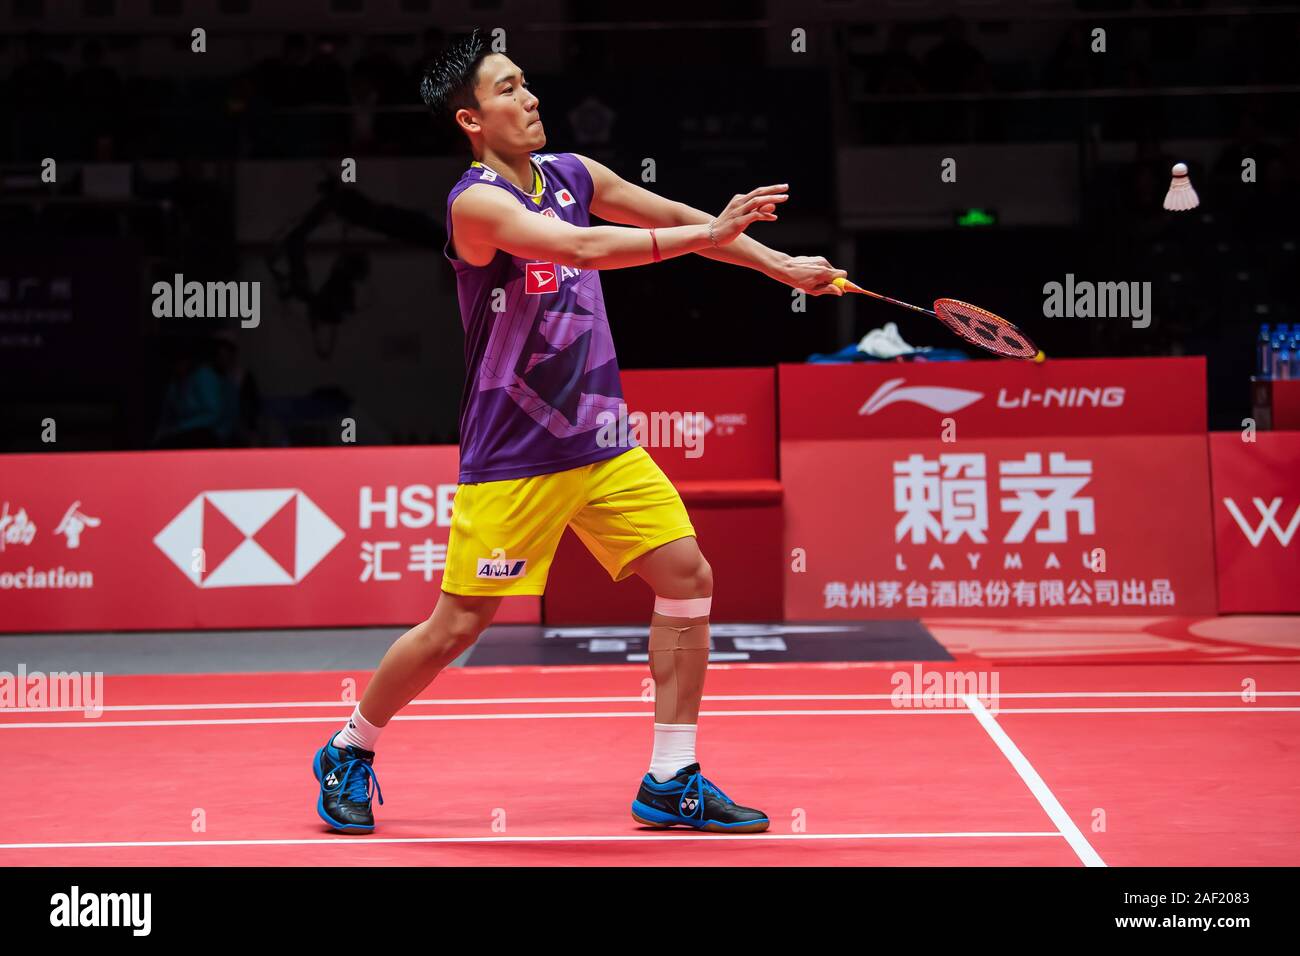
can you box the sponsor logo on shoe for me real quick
[680,794,698,815]
[324,772,339,788]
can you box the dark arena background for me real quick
[0,0,1297,927]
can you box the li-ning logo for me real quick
[153,489,344,588]
[997,387,1125,409]
[860,378,984,416]
[1222,497,1300,547]
[477,548,526,579]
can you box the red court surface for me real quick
[4,655,1298,866]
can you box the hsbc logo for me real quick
[860,378,983,416]
[524,261,582,295]
[154,489,344,588]
[1222,497,1300,547]
[674,413,713,444]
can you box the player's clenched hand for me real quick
[710,184,788,245]
[773,255,848,296]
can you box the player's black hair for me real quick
[419,29,490,130]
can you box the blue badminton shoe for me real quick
[631,763,769,833]
[313,733,383,832]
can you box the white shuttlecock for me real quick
[1163,162,1199,212]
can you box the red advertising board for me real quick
[780,358,1217,619]
[1209,432,1300,613]
[780,356,1206,440]
[620,367,776,481]
[0,447,539,632]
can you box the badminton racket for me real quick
[832,277,1043,362]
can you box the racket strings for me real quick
[933,298,1039,359]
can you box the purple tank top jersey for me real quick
[443,151,631,484]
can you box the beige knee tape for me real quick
[649,622,712,650]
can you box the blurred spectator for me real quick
[138,157,237,276]
[70,40,124,157]
[70,39,123,110]
[253,33,310,108]
[9,32,67,108]
[354,35,407,105]
[349,70,382,152]
[212,332,262,446]
[1043,25,1100,90]
[154,338,234,448]
[304,36,350,106]
[877,25,922,95]
[922,18,989,94]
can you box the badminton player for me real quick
[313,28,846,833]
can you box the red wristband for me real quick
[650,228,661,262]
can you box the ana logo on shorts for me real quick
[476,548,527,579]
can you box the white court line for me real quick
[0,830,1063,851]
[3,689,1297,715]
[963,694,1106,868]
[3,705,1300,730]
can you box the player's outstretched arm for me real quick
[574,153,845,296]
[452,180,781,271]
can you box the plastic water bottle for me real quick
[1258,323,1273,378]
[1276,328,1295,380]
[1270,326,1289,380]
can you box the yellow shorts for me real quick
[442,445,696,596]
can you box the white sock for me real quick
[649,723,697,782]
[332,704,384,753]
